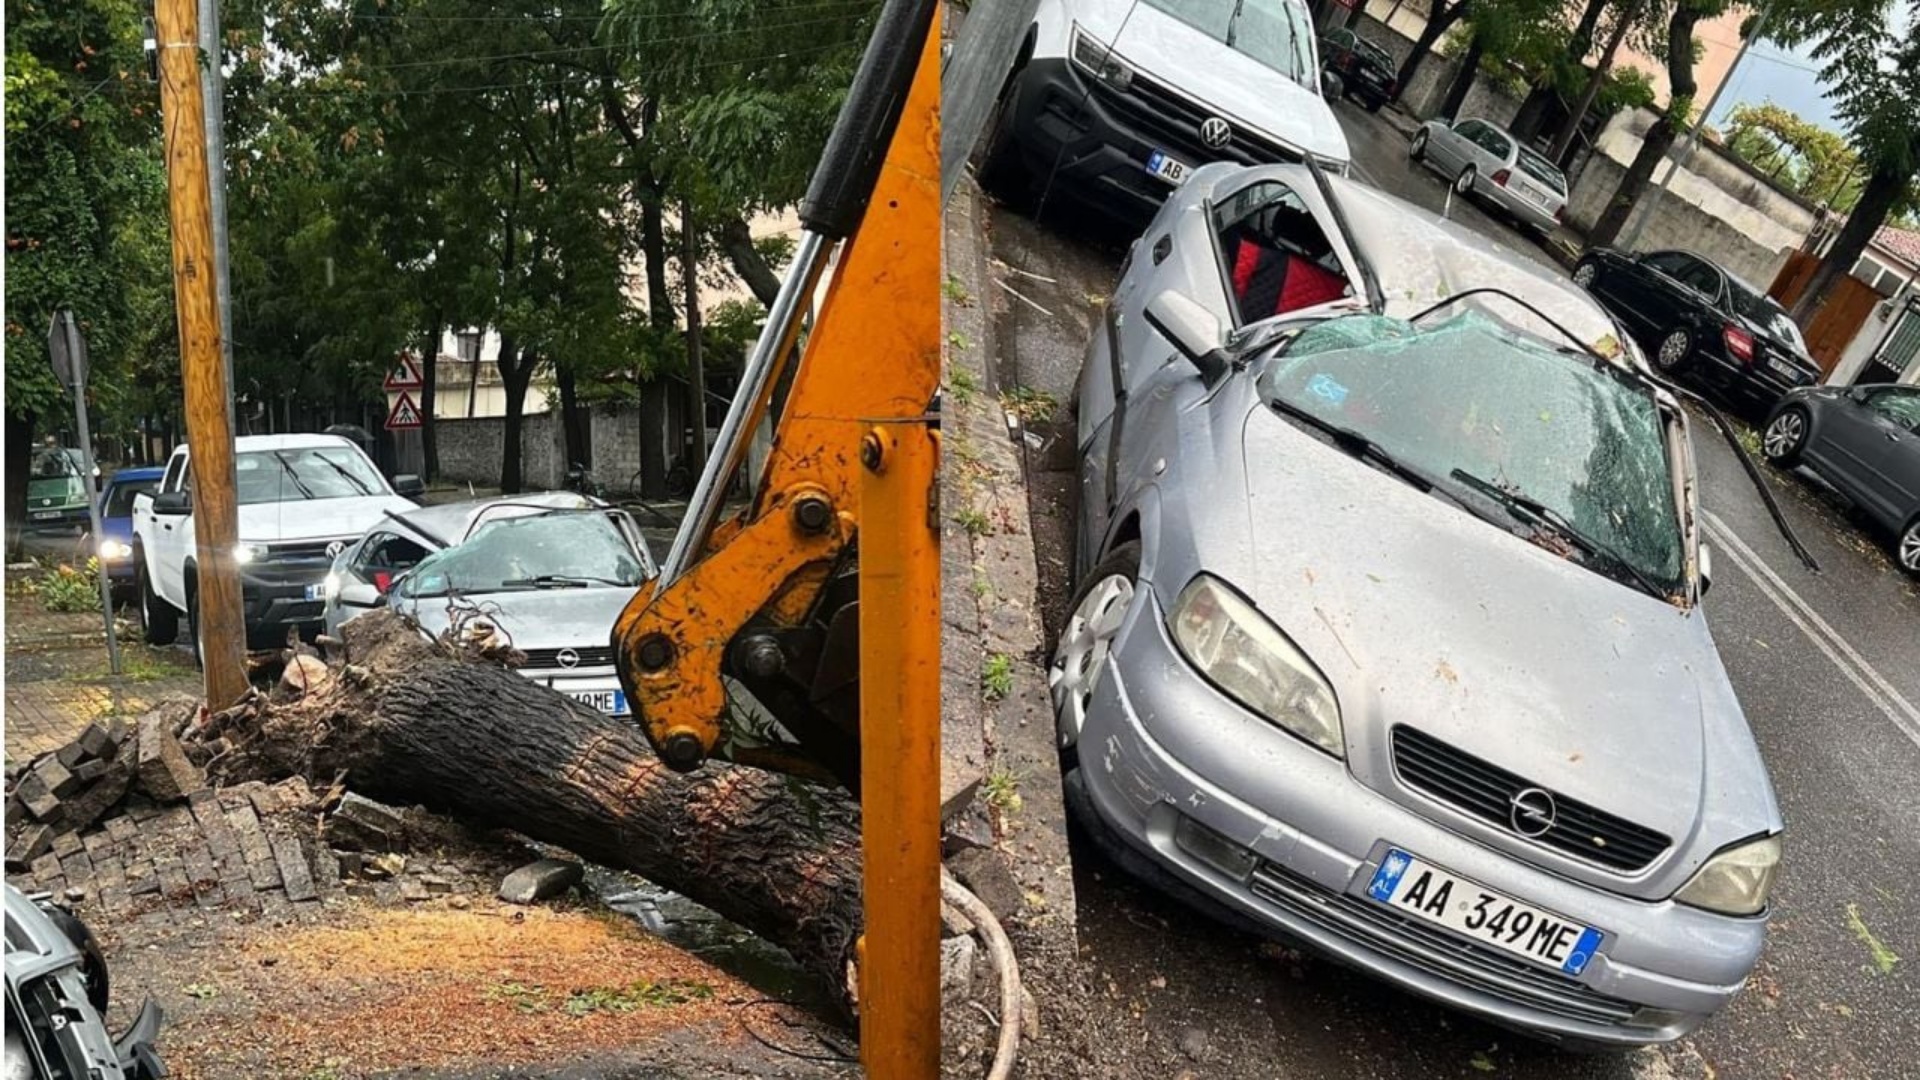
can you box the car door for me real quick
[1468,122,1512,180]
[1429,118,1476,173]
[147,452,191,603]
[1621,251,1692,333]
[1825,387,1920,525]
[1670,257,1726,325]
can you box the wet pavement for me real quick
[969,96,1920,1079]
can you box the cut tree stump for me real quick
[187,609,864,1002]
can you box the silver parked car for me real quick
[1762,382,1920,573]
[5,883,165,1079]
[1058,160,1781,1047]
[322,492,655,716]
[1410,117,1568,235]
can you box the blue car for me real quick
[95,466,164,600]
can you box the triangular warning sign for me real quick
[385,391,423,431]
[383,355,424,390]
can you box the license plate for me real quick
[1366,848,1604,976]
[303,583,326,601]
[30,511,59,521]
[1767,356,1802,380]
[1145,150,1192,186]
[565,689,630,716]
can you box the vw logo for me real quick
[556,647,581,669]
[1199,116,1233,150]
[1509,787,1558,838]
[325,540,345,559]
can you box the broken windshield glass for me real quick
[399,512,646,599]
[1260,312,1684,594]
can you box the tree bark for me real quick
[1438,29,1486,121]
[1587,1,1703,246]
[193,610,863,1001]
[683,199,709,475]
[1392,0,1469,105]
[720,215,782,309]
[1510,0,1610,142]
[556,357,589,471]
[1790,161,1908,324]
[497,336,529,494]
[419,318,441,482]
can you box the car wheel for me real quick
[138,560,178,646]
[977,75,1034,211]
[185,580,202,669]
[1572,261,1599,290]
[1408,129,1427,161]
[1049,541,1141,764]
[1454,166,1477,196]
[1899,516,1920,576]
[1762,406,1809,467]
[1655,328,1693,373]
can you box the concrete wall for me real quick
[432,385,687,494]
[1562,109,1817,286]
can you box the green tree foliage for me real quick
[1723,101,1869,211]
[4,0,171,524]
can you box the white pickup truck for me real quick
[132,433,423,652]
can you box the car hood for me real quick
[1088,3,1350,164]
[238,496,417,544]
[402,586,635,655]
[1220,412,1775,880]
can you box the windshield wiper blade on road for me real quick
[1269,397,1466,508]
[270,451,318,500]
[1448,468,1669,599]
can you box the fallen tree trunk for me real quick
[192,610,862,1002]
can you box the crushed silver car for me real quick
[1056,161,1782,1047]
[322,492,655,717]
[5,883,165,1079]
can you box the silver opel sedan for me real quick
[1056,161,1782,1047]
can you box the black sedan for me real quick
[1319,28,1396,112]
[1762,383,1920,574]
[1572,247,1820,410]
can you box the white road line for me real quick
[1702,510,1920,750]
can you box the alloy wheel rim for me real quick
[1573,264,1595,288]
[1410,132,1425,157]
[1456,169,1473,193]
[1658,332,1688,368]
[1763,412,1803,459]
[1901,523,1920,570]
[1048,574,1134,749]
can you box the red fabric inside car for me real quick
[1231,240,1348,321]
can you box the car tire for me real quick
[185,579,202,669]
[1761,406,1809,468]
[1050,540,1141,767]
[977,75,1034,211]
[1898,515,1920,577]
[1655,328,1693,374]
[1408,129,1427,161]
[1454,166,1477,197]
[138,560,178,646]
[1572,261,1599,290]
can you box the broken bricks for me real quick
[135,711,207,803]
[327,792,407,851]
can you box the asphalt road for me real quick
[975,97,1920,1079]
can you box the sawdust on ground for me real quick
[152,904,779,1079]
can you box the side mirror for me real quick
[152,491,191,516]
[1144,291,1231,384]
[1698,543,1713,597]
[393,474,426,499]
[1321,70,1345,99]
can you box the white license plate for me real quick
[30,511,59,521]
[565,688,630,716]
[303,583,326,601]
[1366,848,1604,976]
[1767,356,1801,379]
[1145,150,1192,186]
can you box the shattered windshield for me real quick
[233,447,389,505]
[1145,0,1315,84]
[398,512,647,598]
[1260,312,1683,592]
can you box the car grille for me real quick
[519,646,616,671]
[1087,71,1313,169]
[1391,727,1670,873]
[269,540,347,561]
[1249,861,1640,1027]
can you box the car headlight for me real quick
[1166,574,1344,756]
[96,539,134,561]
[1071,27,1135,90]
[234,543,268,564]
[1674,834,1780,916]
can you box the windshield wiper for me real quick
[500,574,627,589]
[1269,397,1465,507]
[1448,468,1669,599]
[270,451,318,500]
[315,453,374,495]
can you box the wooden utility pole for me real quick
[156,0,249,709]
[681,200,709,474]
